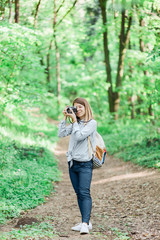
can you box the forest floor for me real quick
[1,119,160,240]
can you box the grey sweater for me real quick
[58,119,97,165]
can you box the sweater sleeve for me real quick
[58,120,72,137]
[72,120,97,141]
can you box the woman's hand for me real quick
[63,106,69,120]
[67,109,77,123]
[63,106,77,123]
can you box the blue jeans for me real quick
[68,160,93,224]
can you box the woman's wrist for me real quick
[63,116,67,121]
[72,119,77,124]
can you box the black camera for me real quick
[66,106,77,114]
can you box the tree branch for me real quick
[56,0,77,27]
[125,15,132,43]
[56,0,65,14]
[34,0,42,28]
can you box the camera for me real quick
[66,106,77,114]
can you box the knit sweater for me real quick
[58,119,97,166]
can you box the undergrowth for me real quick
[98,119,160,169]
[0,221,58,240]
[0,106,61,224]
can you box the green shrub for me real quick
[0,109,61,224]
[98,119,160,170]
[0,221,58,240]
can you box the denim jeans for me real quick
[68,160,93,224]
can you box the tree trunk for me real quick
[112,0,118,18]
[139,17,154,119]
[53,0,61,105]
[129,95,137,119]
[46,0,60,101]
[46,40,53,83]
[14,0,19,23]
[0,4,5,20]
[131,102,135,119]
[46,0,77,101]
[55,36,61,105]
[99,0,132,118]
[148,104,154,117]
[136,17,145,115]
[136,95,142,115]
[99,0,115,112]
[8,0,12,23]
[34,0,41,28]
[139,17,145,52]
[114,9,132,119]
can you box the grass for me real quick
[0,221,58,240]
[110,227,131,240]
[0,106,61,224]
[98,118,160,169]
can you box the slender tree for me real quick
[8,0,12,23]
[114,7,132,119]
[139,16,154,118]
[46,0,77,106]
[34,0,42,28]
[99,0,113,112]
[14,0,19,23]
[99,0,132,119]
[139,17,145,52]
[0,0,5,20]
[53,0,60,105]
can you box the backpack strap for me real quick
[88,137,91,158]
[88,136,96,158]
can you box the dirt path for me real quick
[1,131,160,239]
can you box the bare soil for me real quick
[1,121,160,240]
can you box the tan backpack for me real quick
[88,132,107,169]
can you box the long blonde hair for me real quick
[73,97,93,122]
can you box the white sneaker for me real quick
[71,222,92,231]
[80,223,89,234]
[71,223,82,231]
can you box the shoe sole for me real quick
[71,228,81,231]
[80,231,89,234]
[71,224,92,232]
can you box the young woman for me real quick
[58,97,97,234]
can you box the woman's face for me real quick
[74,103,85,120]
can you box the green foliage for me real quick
[57,0,160,119]
[0,23,45,108]
[1,0,160,119]
[0,0,160,229]
[99,119,160,169]
[0,108,61,224]
[1,221,58,239]
[110,227,131,240]
[0,23,59,118]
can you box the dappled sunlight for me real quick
[54,136,69,156]
[0,126,56,152]
[54,143,67,155]
[92,171,155,185]
[107,166,129,173]
[54,149,67,155]
[3,110,56,133]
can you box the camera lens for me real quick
[66,106,77,114]
[66,107,71,113]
